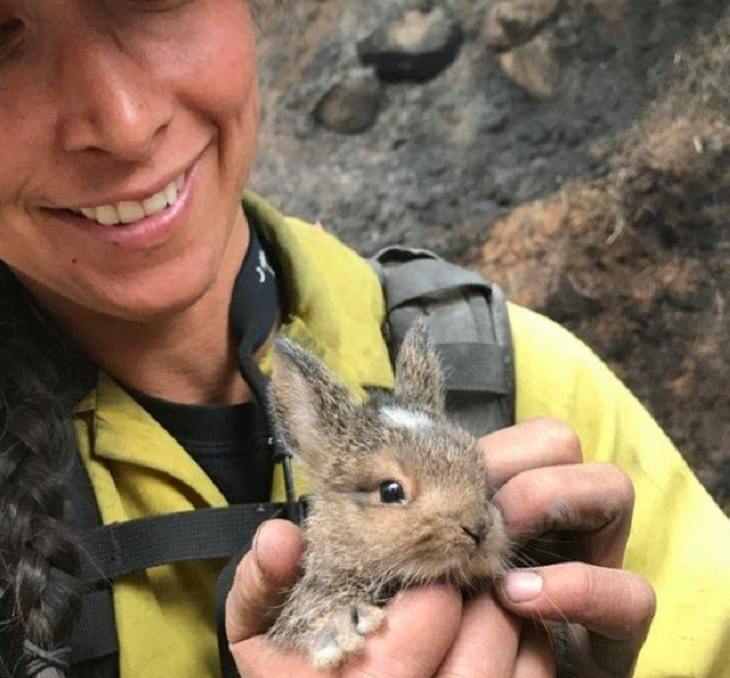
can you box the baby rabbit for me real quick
[267,322,512,668]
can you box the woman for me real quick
[0,1,727,677]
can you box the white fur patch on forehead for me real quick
[379,406,432,431]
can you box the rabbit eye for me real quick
[379,480,406,504]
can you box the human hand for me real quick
[226,520,550,677]
[479,418,657,677]
[225,417,655,677]
[226,518,468,677]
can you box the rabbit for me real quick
[266,321,513,668]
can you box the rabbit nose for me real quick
[462,521,487,545]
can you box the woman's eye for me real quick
[379,480,406,504]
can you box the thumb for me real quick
[225,519,305,645]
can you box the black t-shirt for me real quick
[128,224,280,504]
[128,390,274,504]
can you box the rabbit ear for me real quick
[269,338,357,478]
[393,320,445,415]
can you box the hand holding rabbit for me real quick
[225,326,655,676]
[264,323,511,667]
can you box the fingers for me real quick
[478,418,583,487]
[233,584,463,678]
[513,624,556,678]
[225,519,305,644]
[234,635,327,678]
[436,590,521,678]
[497,564,656,672]
[347,584,463,678]
[494,462,634,567]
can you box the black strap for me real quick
[215,543,252,678]
[71,590,118,664]
[77,503,285,586]
[67,501,289,669]
[66,449,120,674]
[236,355,299,521]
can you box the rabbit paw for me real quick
[310,603,385,668]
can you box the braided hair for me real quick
[0,263,92,677]
[0,4,284,674]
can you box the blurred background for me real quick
[249,0,729,512]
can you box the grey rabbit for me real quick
[266,321,516,668]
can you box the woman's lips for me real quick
[45,151,204,251]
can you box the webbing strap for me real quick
[66,448,120,673]
[71,590,118,664]
[78,503,285,585]
[370,245,516,437]
[68,502,286,668]
[383,258,490,309]
[436,343,508,394]
[215,544,252,678]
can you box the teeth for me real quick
[164,181,178,207]
[118,201,146,224]
[143,191,167,216]
[73,173,185,226]
[96,205,120,226]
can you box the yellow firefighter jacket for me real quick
[73,192,730,677]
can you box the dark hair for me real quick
[0,264,90,676]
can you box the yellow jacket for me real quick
[73,192,730,677]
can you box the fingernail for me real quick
[502,571,543,602]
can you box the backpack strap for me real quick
[65,447,293,676]
[370,246,515,436]
[65,449,119,676]
[76,504,285,586]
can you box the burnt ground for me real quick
[251,0,729,512]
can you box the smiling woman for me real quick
[0,2,728,678]
[0,0,263,674]
[0,1,259,324]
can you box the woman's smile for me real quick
[0,0,259,319]
[41,145,208,251]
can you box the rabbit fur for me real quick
[267,322,512,668]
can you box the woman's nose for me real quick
[54,37,173,162]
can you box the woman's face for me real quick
[0,0,260,321]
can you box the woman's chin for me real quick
[27,259,221,327]
[91,275,217,323]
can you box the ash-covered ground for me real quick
[251,0,729,511]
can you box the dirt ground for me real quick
[252,0,729,512]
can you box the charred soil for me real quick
[252,0,729,511]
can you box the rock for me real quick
[312,69,383,134]
[499,34,560,99]
[357,6,464,83]
[484,0,560,52]
[480,107,509,134]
